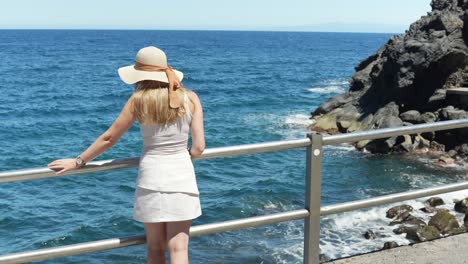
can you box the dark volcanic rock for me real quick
[363,230,377,240]
[425,197,445,207]
[406,226,441,242]
[389,213,426,226]
[454,198,468,213]
[420,206,449,214]
[386,205,414,218]
[310,0,468,154]
[393,225,418,235]
[400,110,421,123]
[428,211,460,234]
[382,241,399,249]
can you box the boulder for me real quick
[398,135,414,152]
[420,112,437,123]
[393,225,418,235]
[406,226,441,242]
[454,198,468,213]
[413,135,431,150]
[455,144,468,157]
[430,141,445,151]
[400,110,421,123]
[428,211,460,234]
[425,197,445,207]
[447,149,458,157]
[419,206,449,214]
[389,213,426,226]
[440,108,468,120]
[464,214,468,226]
[386,205,414,218]
[382,241,399,250]
[437,156,456,165]
[448,226,468,235]
[363,230,377,240]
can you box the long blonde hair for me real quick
[132,80,187,124]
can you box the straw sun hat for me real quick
[118,46,184,108]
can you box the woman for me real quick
[48,46,205,264]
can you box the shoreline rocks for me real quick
[309,0,468,161]
[383,196,468,247]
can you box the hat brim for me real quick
[118,65,184,85]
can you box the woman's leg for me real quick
[144,222,167,264]
[166,220,192,264]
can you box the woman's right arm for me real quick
[188,91,205,159]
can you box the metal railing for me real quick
[1,118,468,264]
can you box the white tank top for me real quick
[140,92,192,155]
[136,91,200,195]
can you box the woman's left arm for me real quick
[48,96,136,175]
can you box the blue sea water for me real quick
[0,30,467,263]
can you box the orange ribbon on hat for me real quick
[134,61,182,108]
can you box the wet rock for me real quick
[420,112,437,123]
[406,226,441,242]
[425,197,445,207]
[382,241,399,250]
[389,212,426,226]
[437,156,456,165]
[440,108,468,120]
[363,230,377,240]
[448,225,468,235]
[311,93,354,117]
[356,140,371,149]
[430,141,445,151]
[402,121,414,126]
[400,110,421,123]
[464,214,468,226]
[393,225,417,235]
[386,205,414,218]
[428,211,460,234]
[413,135,431,149]
[454,198,468,213]
[455,144,468,157]
[447,149,458,157]
[319,253,327,263]
[419,206,449,214]
[397,135,414,152]
[422,131,436,141]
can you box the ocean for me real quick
[0,30,467,263]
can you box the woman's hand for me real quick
[48,159,78,175]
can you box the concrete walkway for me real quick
[326,232,468,264]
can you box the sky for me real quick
[0,0,432,33]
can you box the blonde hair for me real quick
[132,80,187,124]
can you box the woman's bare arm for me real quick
[48,96,136,175]
[188,91,205,159]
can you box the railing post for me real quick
[303,133,323,264]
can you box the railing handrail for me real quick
[1,118,467,184]
[1,118,468,264]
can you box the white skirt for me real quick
[133,186,202,223]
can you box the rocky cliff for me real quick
[311,0,468,159]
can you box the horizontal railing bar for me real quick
[0,209,309,263]
[190,208,309,236]
[323,118,468,145]
[0,235,146,264]
[0,138,311,184]
[197,138,311,160]
[0,157,140,183]
[321,179,468,216]
[2,119,468,184]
